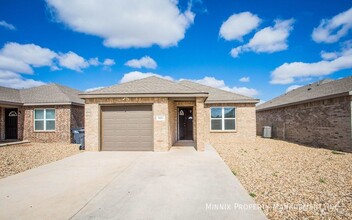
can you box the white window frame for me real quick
[210,107,236,131]
[34,108,56,131]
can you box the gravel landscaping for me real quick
[213,137,352,220]
[0,143,81,179]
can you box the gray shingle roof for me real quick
[179,80,259,104]
[257,76,352,111]
[0,84,84,106]
[82,76,259,103]
[83,76,207,95]
[0,86,22,105]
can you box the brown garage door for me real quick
[101,105,153,151]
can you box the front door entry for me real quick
[178,107,193,140]
[5,108,18,139]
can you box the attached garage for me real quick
[101,105,153,151]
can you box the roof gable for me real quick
[179,80,259,104]
[83,76,208,96]
[0,86,22,105]
[257,76,352,111]
[20,84,84,105]
[0,84,84,106]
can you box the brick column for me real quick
[85,103,100,151]
[196,97,205,151]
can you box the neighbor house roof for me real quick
[257,76,352,111]
[0,84,84,106]
[20,84,84,106]
[179,80,259,104]
[0,86,23,105]
[81,76,259,104]
[80,76,209,98]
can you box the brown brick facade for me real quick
[22,105,84,143]
[204,103,257,145]
[84,97,256,152]
[256,96,352,152]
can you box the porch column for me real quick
[196,97,205,151]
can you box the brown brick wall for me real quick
[84,97,256,152]
[23,105,71,143]
[203,103,257,145]
[256,96,352,152]
[17,107,24,140]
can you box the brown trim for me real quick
[205,100,259,104]
[0,101,23,106]
[257,92,351,112]
[23,102,84,106]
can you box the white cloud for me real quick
[119,71,173,83]
[0,70,45,89]
[183,76,259,97]
[271,47,352,84]
[88,57,100,66]
[103,58,115,66]
[320,51,338,60]
[0,20,16,30]
[239,76,250,82]
[312,7,352,43]
[190,76,225,88]
[1,42,57,67]
[0,55,33,74]
[88,57,115,68]
[85,86,104,92]
[0,42,114,89]
[125,56,157,69]
[46,0,195,48]
[219,12,261,41]
[231,19,295,58]
[285,84,302,93]
[57,51,89,72]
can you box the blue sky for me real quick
[0,0,351,102]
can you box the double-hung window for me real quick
[210,107,236,131]
[34,109,56,131]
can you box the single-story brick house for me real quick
[257,76,352,152]
[0,84,84,143]
[80,76,259,151]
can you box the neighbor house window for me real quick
[210,107,236,131]
[34,109,55,131]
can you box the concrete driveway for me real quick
[0,145,267,220]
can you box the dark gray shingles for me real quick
[257,77,352,111]
[179,80,259,103]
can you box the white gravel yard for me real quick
[213,137,352,220]
[0,143,81,179]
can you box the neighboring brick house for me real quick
[0,84,84,143]
[80,76,259,152]
[256,77,352,152]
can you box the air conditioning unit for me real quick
[262,126,272,138]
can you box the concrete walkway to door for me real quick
[0,145,267,220]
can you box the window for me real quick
[211,107,235,131]
[34,109,55,131]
